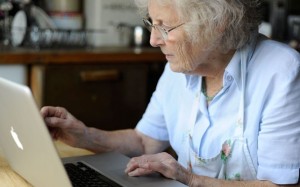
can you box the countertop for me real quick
[0,47,165,64]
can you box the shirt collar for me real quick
[183,51,243,93]
[185,74,200,92]
[225,51,242,90]
[224,35,261,90]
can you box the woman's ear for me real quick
[216,17,228,34]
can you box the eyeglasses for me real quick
[142,18,184,40]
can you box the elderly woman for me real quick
[41,0,300,186]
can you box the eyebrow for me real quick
[146,13,170,26]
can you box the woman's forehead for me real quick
[148,0,179,21]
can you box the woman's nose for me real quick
[149,29,165,47]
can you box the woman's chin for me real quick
[169,63,192,74]
[169,63,182,73]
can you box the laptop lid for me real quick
[0,77,72,187]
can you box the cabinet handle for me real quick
[80,70,121,82]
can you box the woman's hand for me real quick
[125,152,192,185]
[40,106,88,148]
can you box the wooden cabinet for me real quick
[24,48,166,130]
[39,62,164,130]
[0,48,165,130]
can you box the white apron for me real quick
[185,38,257,180]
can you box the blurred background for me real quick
[0,0,161,131]
[0,0,149,49]
[260,0,300,50]
[0,0,300,49]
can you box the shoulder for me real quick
[255,36,300,65]
[250,36,300,77]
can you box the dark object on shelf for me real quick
[265,0,300,41]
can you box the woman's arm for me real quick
[41,106,169,158]
[83,128,169,157]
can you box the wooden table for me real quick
[0,141,93,187]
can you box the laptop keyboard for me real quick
[64,162,122,187]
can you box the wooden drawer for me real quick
[40,63,164,130]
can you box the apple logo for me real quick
[10,127,24,150]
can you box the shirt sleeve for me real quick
[257,50,300,184]
[135,63,170,141]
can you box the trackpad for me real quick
[105,169,183,187]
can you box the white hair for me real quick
[134,0,262,52]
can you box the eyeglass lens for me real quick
[143,18,167,40]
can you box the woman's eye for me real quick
[161,24,171,30]
[161,22,173,29]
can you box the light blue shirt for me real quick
[136,35,300,184]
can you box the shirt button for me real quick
[226,75,233,82]
[237,118,243,127]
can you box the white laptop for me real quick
[0,77,187,187]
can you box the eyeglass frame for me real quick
[142,18,185,40]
